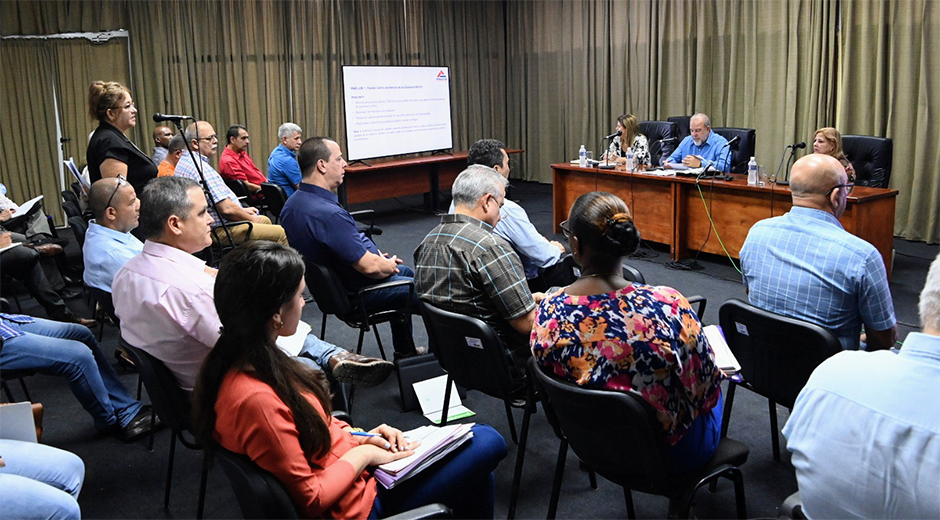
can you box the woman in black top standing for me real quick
[85,81,158,194]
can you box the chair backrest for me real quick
[712,127,756,173]
[718,299,842,409]
[61,190,80,208]
[841,135,893,188]
[224,178,252,200]
[667,115,692,141]
[68,216,88,248]
[527,357,673,491]
[303,261,354,318]
[87,286,119,324]
[260,183,288,219]
[621,262,646,284]
[638,121,679,165]
[62,200,83,221]
[119,337,193,434]
[214,445,299,519]
[419,301,520,402]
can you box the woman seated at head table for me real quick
[600,113,651,167]
[85,80,158,195]
[192,241,507,519]
[531,191,724,474]
[813,127,856,181]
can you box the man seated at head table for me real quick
[663,112,731,172]
[157,134,187,177]
[416,164,545,375]
[173,121,288,246]
[112,177,392,393]
[783,251,940,519]
[82,177,143,293]
[740,153,898,351]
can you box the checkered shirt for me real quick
[173,152,239,226]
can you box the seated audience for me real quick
[113,177,391,392]
[1,183,74,294]
[0,313,155,441]
[415,165,543,371]
[173,121,287,246]
[151,125,175,166]
[0,182,56,239]
[783,252,940,519]
[601,113,651,167]
[663,112,731,172]
[192,241,507,518]
[82,177,143,292]
[267,122,304,197]
[85,80,158,195]
[0,439,84,519]
[157,135,186,178]
[449,139,571,293]
[812,126,857,180]
[282,137,421,358]
[218,124,267,197]
[531,191,723,474]
[740,153,897,350]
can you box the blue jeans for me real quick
[370,424,507,519]
[356,265,419,356]
[293,333,342,371]
[0,439,84,520]
[1,317,143,430]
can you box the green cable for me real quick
[695,181,743,274]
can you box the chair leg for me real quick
[623,487,636,519]
[148,408,156,452]
[320,315,327,340]
[164,435,177,508]
[196,453,209,519]
[588,467,598,490]
[356,328,366,356]
[508,384,535,519]
[137,377,143,401]
[371,324,388,361]
[18,378,32,402]
[503,399,518,444]
[769,399,780,461]
[547,439,568,520]
[729,467,747,519]
[1,380,13,402]
[439,375,453,426]
[720,381,736,438]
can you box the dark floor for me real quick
[3,181,936,519]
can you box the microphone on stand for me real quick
[790,141,807,150]
[604,130,623,140]
[599,130,622,170]
[774,141,806,185]
[153,113,193,123]
[699,136,738,180]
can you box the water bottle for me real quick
[579,145,587,167]
[625,148,636,172]
[747,156,758,186]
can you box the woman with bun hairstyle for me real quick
[813,127,856,181]
[601,113,651,167]
[192,241,506,519]
[85,81,158,194]
[531,191,723,473]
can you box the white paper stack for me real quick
[704,324,741,375]
[374,423,475,489]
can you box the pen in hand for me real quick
[350,431,392,450]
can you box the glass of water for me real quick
[758,165,767,186]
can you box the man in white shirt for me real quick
[82,177,143,292]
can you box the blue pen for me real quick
[350,431,380,438]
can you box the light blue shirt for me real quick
[267,144,301,197]
[740,206,896,350]
[783,332,940,519]
[665,131,731,172]
[82,220,144,292]
[448,198,562,279]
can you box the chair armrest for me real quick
[350,209,383,236]
[331,410,353,425]
[354,279,416,324]
[384,503,451,520]
[687,295,707,318]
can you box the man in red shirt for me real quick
[218,124,267,197]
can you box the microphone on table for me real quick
[153,113,193,123]
[699,136,739,180]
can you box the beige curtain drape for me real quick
[1,0,937,242]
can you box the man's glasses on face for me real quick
[825,182,854,197]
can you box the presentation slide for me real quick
[343,66,453,161]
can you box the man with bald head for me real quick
[83,177,143,292]
[664,113,732,172]
[152,126,175,166]
[740,153,897,351]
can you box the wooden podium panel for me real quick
[551,163,899,276]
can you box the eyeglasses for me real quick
[559,219,571,240]
[197,135,219,142]
[824,182,854,197]
[106,175,128,209]
[112,101,135,111]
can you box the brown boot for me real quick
[327,351,394,387]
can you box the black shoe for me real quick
[393,345,429,361]
[116,406,160,443]
[59,287,83,300]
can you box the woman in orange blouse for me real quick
[192,242,505,519]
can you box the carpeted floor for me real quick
[3,180,936,519]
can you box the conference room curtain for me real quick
[837,0,939,243]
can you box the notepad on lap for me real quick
[704,324,741,375]
[374,423,475,489]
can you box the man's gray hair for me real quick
[278,122,302,140]
[692,112,711,127]
[919,252,940,332]
[137,176,201,240]
[451,165,508,208]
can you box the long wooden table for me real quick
[340,149,524,211]
[552,163,899,276]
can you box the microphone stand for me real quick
[598,135,617,170]
[776,145,801,185]
[697,139,736,181]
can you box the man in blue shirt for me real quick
[783,252,940,519]
[267,122,304,197]
[280,137,421,358]
[740,153,897,350]
[664,113,731,172]
[83,177,143,292]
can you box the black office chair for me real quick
[667,115,692,141]
[712,127,756,174]
[86,287,139,396]
[528,357,749,519]
[841,134,893,188]
[62,200,83,222]
[61,190,81,210]
[67,216,87,248]
[419,301,536,518]
[120,338,209,518]
[260,182,288,223]
[717,299,841,461]
[639,121,679,165]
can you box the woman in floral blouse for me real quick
[531,191,723,473]
[602,114,651,167]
